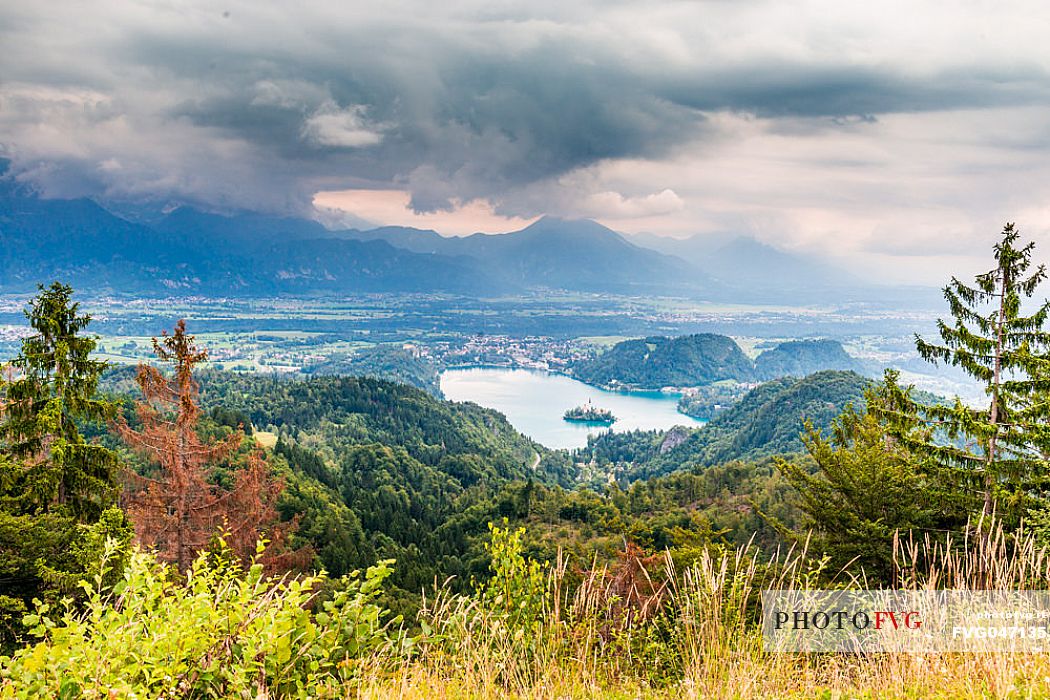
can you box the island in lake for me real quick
[563,400,616,424]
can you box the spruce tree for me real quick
[0,282,121,517]
[117,320,303,572]
[776,373,947,582]
[878,224,1050,524]
[0,283,131,648]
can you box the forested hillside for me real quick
[754,339,863,379]
[304,344,443,396]
[186,372,575,604]
[572,333,756,388]
[584,370,870,481]
[573,334,864,390]
[102,362,852,610]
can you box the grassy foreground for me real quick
[4,524,1050,699]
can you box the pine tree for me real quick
[0,283,131,648]
[775,373,953,581]
[878,224,1050,524]
[0,282,122,517]
[117,320,303,572]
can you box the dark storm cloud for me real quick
[2,0,1050,219]
[660,64,1050,118]
[116,28,707,211]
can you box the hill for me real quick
[572,334,756,388]
[103,368,575,603]
[304,344,443,396]
[753,339,864,380]
[609,370,871,479]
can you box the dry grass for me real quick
[345,522,1050,699]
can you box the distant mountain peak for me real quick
[626,230,867,301]
[520,215,605,231]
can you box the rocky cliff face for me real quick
[659,425,692,454]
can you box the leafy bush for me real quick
[0,542,402,699]
[480,521,547,635]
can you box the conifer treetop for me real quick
[0,282,120,518]
[880,223,1050,521]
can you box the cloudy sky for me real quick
[3,0,1050,283]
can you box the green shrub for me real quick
[480,521,546,635]
[0,542,403,699]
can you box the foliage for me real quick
[0,283,132,650]
[876,223,1050,524]
[271,437,375,578]
[676,381,750,419]
[190,370,555,484]
[428,459,797,581]
[117,320,303,572]
[99,347,836,622]
[479,522,547,636]
[0,509,130,651]
[753,339,863,381]
[307,343,443,397]
[775,374,950,581]
[0,543,402,698]
[112,362,809,614]
[574,335,864,391]
[10,519,1050,697]
[563,401,615,423]
[625,370,870,479]
[209,405,253,434]
[152,370,574,605]
[581,428,663,468]
[0,282,122,519]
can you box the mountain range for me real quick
[332,217,702,293]
[0,161,889,301]
[629,232,867,301]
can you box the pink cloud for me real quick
[313,189,538,235]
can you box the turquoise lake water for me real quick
[439,367,705,450]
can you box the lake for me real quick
[440,367,705,450]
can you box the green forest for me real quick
[571,334,863,389]
[1,224,1049,698]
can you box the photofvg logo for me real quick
[762,590,1050,652]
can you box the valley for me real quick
[6,2,1049,695]
[0,292,981,402]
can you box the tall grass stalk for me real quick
[397,520,1050,698]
